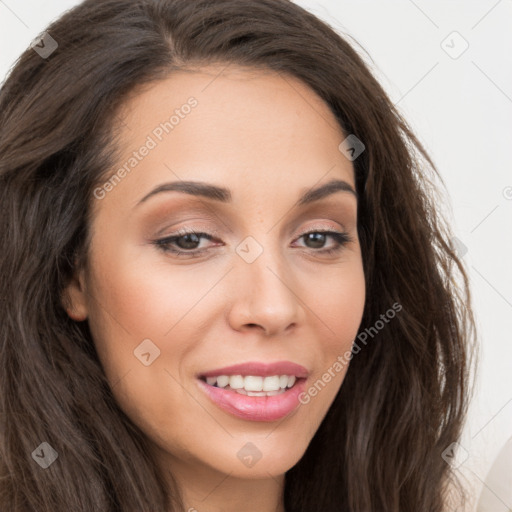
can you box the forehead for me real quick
[99,64,355,211]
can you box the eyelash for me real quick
[152,227,353,259]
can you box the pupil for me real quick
[178,234,200,249]
[306,233,325,248]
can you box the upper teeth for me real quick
[205,374,296,391]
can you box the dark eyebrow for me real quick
[136,178,357,207]
[296,179,357,206]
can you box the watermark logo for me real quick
[441,441,469,469]
[338,134,365,161]
[441,31,469,60]
[237,442,262,468]
[235,236,264,264]
[31,442,58,469]
[451,236,468,258]
[30,31,58,59]
[134,338,161,366]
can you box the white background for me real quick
[1,1,511,510]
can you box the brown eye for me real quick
[302,232,328,249]
[172,233,202,250]
[296,230,352,254]
[153,230,218,257]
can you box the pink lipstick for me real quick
[196,361,309,422]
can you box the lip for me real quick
[197,360,310,379]
[197,377,307,422]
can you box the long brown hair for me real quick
[0,0,476,510]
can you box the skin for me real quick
[63,64,366,512]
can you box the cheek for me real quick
[83,247,181,388]
[300,259,365,407]
[83,252,201,451]
[87,241,196,343]
[84,245,208,405]
[306,256,366,346]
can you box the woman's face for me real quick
[64,65,365,482]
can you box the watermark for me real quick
[440,31,469,60]
[298,302,402,404]
[133,338,161,366]
[235,236,264,263]
[237,442,262,468]
[338,134,365,161]
[451,236,468,258]
[30,31,58,59]
[31,442,58,469]
[503,186,512,200]
[93,97,198,200]
[441,441,469,469]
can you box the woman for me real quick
[0,0,477,511]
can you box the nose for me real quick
[226,240,303,336]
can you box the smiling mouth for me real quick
[197,372,308,422]
[198,374,302,397]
